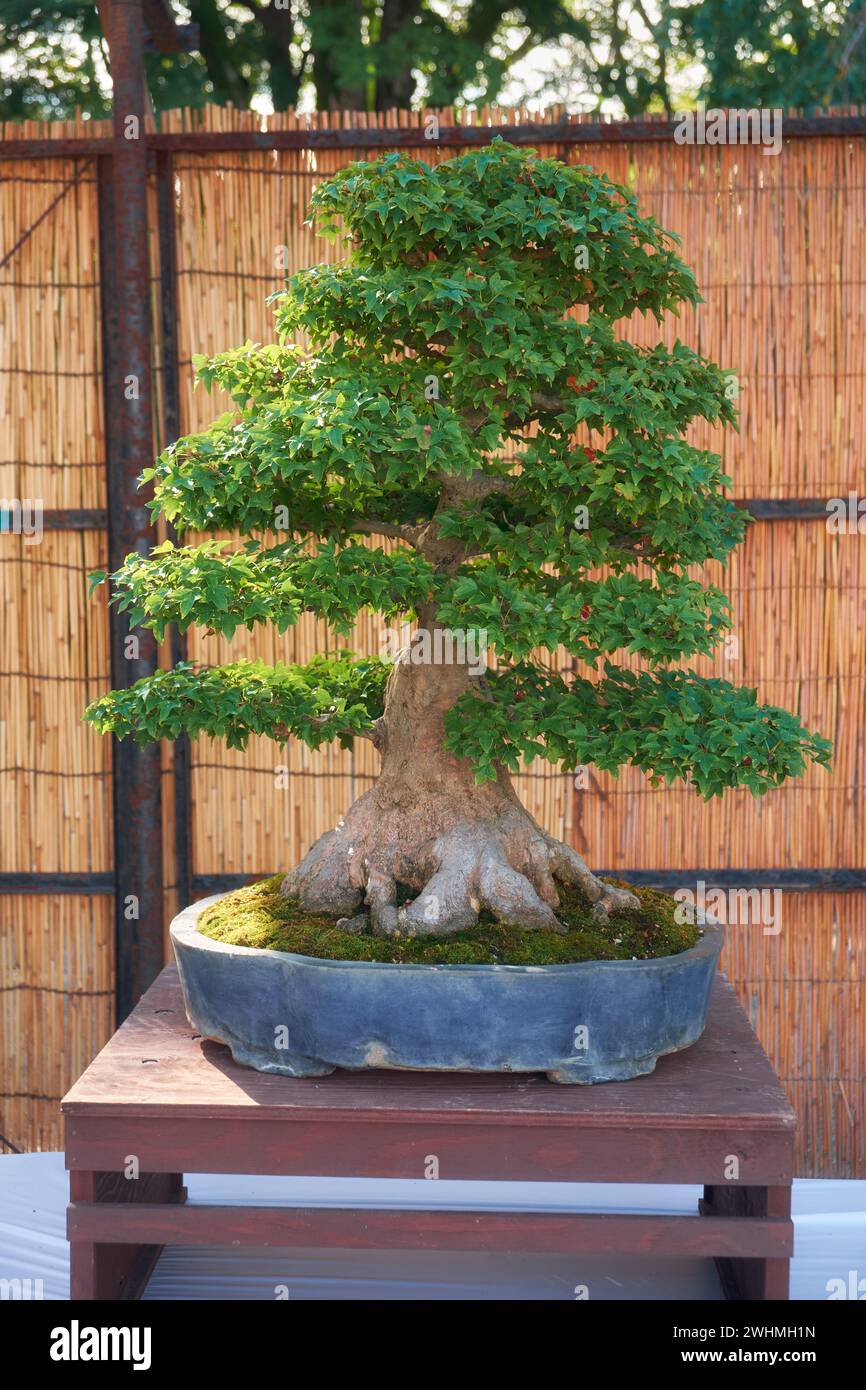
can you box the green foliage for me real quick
[86,140,831,800]
[2,2,862,122]
[0,1,596,120]
[0,2,112,121]
[146,350,451,535]
[686,1,866,111]
[84,653,389,751]
[98,538,436,640]
[519,0,866,116]
[445,663,832,795]
[145,147,736,561]
[0,1,225,120]
[436,566,732,665]
[307,147,699,319]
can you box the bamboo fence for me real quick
[0,106,864,1172]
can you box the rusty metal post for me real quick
[155,148,192,913]
[102,0,165,1019]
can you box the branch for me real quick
[463,394,565,432]
[530,392,568,412]
[350,518,420,543]
[437,470,517,502]
[290,713,385,750]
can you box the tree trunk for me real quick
[309,0,368,112]
[374,0,423,110]
[280,638,638,936]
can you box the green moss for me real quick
[197,874,699,965]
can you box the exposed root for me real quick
[281,808,639,940]
[383,824,565,938]
[280,825,363,919]
[397,835,480,937]
[477,839,563,934]
[279,643,641,939]
[364,866,400,936]
[545,839,641,921]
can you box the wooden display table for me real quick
[63,966,795,1301]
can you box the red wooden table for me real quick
[63,967,795,1301]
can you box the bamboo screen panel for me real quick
[0,126,114,1153]
[0,107,863,1172]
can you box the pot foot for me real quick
[223,1040,336,1078]
[546,1055,660,1084]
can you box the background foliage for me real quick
[1,0,863,121]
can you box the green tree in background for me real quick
[1,1,863,122]
[0,0,585,118]
[505,0,866,114]
[687,0,866,109]
[1,2,862,121]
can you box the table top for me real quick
[62,966,795,1132]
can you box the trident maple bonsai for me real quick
[86,141,830,941]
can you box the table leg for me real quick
[69,1170,187,1300]
[700,1184,791,1300]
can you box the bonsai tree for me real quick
[86,141,830,940]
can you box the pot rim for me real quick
[171,893,724,976]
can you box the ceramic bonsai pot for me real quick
[171,896,723,1084]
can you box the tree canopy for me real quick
[85,141,831,802]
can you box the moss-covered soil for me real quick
[197,875,699,965]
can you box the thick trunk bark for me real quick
[280,642,638,936]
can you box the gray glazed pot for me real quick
[171,895,723,1084]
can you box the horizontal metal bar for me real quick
[733,498,833,519]
[6,866,865,900]
[193,869,866,896]
[9,500,840,525]
[41,509,107,530]
[148,115,866,151]
[0,137,111,159]
[150,124,683,152]
[2,114,865,160]
[193,875,265,894]
[3,866,861,903]
[605,869,866,890]
[66,1201,793,1257]
[0,873,114,894]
